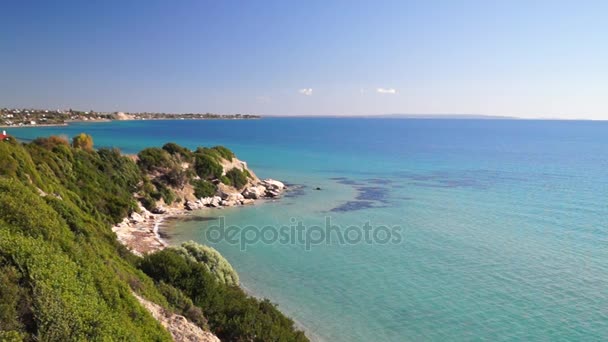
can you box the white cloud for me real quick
[376,88,397,94]
[299,88,313,96]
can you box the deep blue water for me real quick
[13,118,608,341]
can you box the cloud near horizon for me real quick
[376,88,397,94]
[299,88,313,96]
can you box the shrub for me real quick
[140,249,308,342]
[192,180,217,198]
[162,142,193,162]
[210,146,234,161]
[72,133,94,151]
[225,168,248,189]
[219,175,231,186]
[172,241,239,286]
[32,135,70,150]
[137,148,174,172]
[194,154,222,180]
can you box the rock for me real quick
[138,205,154,219]
[220,190,244,202]
[241,199,255,205]
[242,186,265,199]
[266,189,281,198]
[133,293,220,342]
[200,197,214,206]
[184,201,195,211]
[220,200,237,207]
[130,211,145,223]
[209,196,222,207]
[262,179,285,191]
[185,200,205,211]
[152,206,167,214]
[315,187,322,190]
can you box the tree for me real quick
[72,133,93,151]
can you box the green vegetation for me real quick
[140,249,308,342]
[192,179,217,198]
[162,142,194,163]
[224,168,249,189]
[193,153,223,180]
[71,133,94,151]
[0,135,307,341]
[173,241,240,286]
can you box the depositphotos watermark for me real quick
[205,217,402,251]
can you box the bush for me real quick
[32,135,70,150]
[225,168,248,189]
[140,249,308,342]
[72,133,94,151]
[210,146,234,161]
[162,142,193,162]
[194,154,222,180]
[172,241,239,286]
[137,148,174,172]
[192,180,217,198]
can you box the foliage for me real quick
[162,142,193,162]
[0,137,303,341]
[72,133,94,151]
[140,249,308,342]
[192,179,217,198]
[193,153,223,180]
[137,148,174,173]
[0,140,171,341]
[224,168,249,189]
[156,282,208,330]
[210,146,234,161]
[32,135,70,150]
[172,241,239,286]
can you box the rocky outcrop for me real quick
[242,185,266,199]
[133,293,220,342]
[261,179,285,198]
[184,179,286,210]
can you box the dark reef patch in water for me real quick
[396,169,528,190]
[329,177,394,212]
[172,216,218,223]
[284,184,306,198]
[365,178,393,185]
[355,186,390,203]
[330,177,364,186]
[330,200,378,212]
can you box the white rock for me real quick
[130,211,145,223]
[242,186,265,199]
[210,196,222,207]
[262,179,285,191]
[200,197,214,206]
[220,200,237,207]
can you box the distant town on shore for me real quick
[1,107,260,127]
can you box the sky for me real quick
[1,0,607,119]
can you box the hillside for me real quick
[0,134,307,342]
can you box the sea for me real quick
[12,118,608,341]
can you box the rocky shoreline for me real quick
[112,178,286,256]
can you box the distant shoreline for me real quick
[0,117,261,129]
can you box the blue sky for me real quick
[1,0,607,118]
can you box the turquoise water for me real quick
[13,119,608,341]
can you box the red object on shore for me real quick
[1,130,8,140]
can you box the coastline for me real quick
[1,117,260,129]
